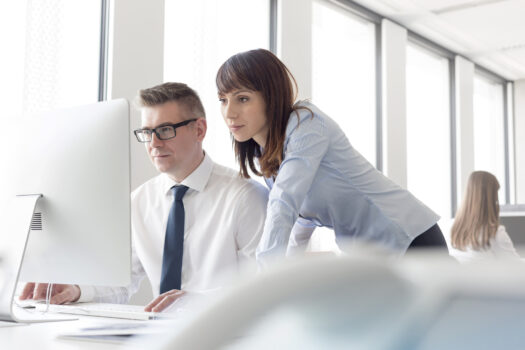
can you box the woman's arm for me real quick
[287,217,317,256]
[256,114,330,263]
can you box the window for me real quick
[312,0,377,165]
[406,42,451,218]
[0,0,102,214]
[473,73,506,203]
[0,0,102,118]
[164,0,270,171]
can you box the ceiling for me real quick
[352,0,525,81]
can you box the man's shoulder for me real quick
[131,174,165,200]
[209,162,268,198]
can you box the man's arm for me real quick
[19,243,146,305]
[234,181,269,272]
[19,283,80,304]
[78,242,146,303]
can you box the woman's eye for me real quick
[218,98,226,104]
[239,97,248,102]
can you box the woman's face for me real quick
[219,88,269,147]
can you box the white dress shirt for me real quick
[447,225,521,263]
[79,153,268,303]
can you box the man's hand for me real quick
[19,283,81,304]
[145,289,185,312]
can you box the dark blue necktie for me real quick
[160,185,189,294]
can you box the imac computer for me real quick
[0,99,131,322]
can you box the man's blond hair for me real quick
[136,82,205,119]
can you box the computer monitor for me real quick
[499,210,525,247]
[2,99,131,287]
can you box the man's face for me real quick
[140,101,206,177]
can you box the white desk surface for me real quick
[0,316,155,349]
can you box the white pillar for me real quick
[277,0,312,100]
[454,56,475,202]
[108,0,164,191]
[381,19,407,188]
[514,79,525,203]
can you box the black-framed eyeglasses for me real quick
[134,119,197,142]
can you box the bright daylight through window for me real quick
[406,42,451,218]
[473,74,506,204]
[164,0,270,171]
[312,0,377,166]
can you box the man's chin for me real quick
[154,161,174,174]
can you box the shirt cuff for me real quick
[77,285,95,302]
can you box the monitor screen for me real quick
[2,99,131,287]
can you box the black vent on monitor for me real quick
[30,212,42,231]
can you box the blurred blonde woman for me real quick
[449,171,520,262]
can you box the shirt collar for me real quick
[161,152,214,195]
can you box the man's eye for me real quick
[239,97,248,102]
[159,126,172,133]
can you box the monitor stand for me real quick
[0,194,76,323]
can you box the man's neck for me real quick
[167,150,205,183]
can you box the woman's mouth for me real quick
[229,125,244,132]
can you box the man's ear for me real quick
[195,118,207,142]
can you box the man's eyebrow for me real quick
[141,122,173,129]
[154,122,174,128]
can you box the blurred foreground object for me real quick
[144,249,525,350]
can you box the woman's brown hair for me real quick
[451,171,500,250]
[216,49,299,178]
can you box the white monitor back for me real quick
[5,99,131,286]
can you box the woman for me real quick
[449,171,520,262]
[216,48,445,262]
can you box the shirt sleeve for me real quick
[286,217,316,256]
[234,181,269,275]
[77,241,146,304]
[256,114,330,263]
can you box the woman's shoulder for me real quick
[494,225,512,241]
[286,101,331,136]
[293,100,326,119]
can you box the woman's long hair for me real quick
[451,171,500,250]
[216,49,299,178]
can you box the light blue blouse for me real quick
[256,102,439,260]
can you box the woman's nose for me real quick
[223,102,237,120]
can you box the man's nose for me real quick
[149,132,163,147]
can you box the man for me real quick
[20,82,268,312]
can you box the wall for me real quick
[454,56,475,202]
[381,19,407,188]
[277,0,312,100]
[108,0,163,191]
[108,0,164,304]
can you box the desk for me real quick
[0,316,155,349]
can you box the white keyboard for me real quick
[12,305,78,323]
[34,302,159,321]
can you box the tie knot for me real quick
[171,185,189,201]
